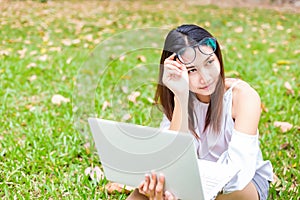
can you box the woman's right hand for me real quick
[162,54,189,100]
[138,172,177,200]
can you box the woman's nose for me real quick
[198,68,209,84]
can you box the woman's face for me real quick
[183,47,221,102]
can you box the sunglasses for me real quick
[174,37,217,65]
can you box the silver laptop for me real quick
[88,118,239,200]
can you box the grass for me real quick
[0,0,299,199]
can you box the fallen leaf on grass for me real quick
[84,142,90,154]
[119,55,126,61]
[272,173,297,193]
[17,48,27,59]
[128,91,140,103]
[284,81,294,95]
[276,60,292,65]
[84,166,104,182]
[51,94,70,105]
[0,49,10,56]
[66,57,73,64]
[26,63,37,69]
[29,50,38,56]
[268,48,275,53]
[288,182,298,192]
[280,142,290,150]
[28,75,37,82]
[234,26,243,33]
[25,104,36,112]
[147,97,155,104]
[276,25,284,30]
[122,113,131,121]
[204,21,210,27]
[102,100,110,111]
[274,121,293,132]
[72,39,81,45]
[272,173,281,186]
[62,39,72,46]
[294,50,300,54]
[105,182,134,195]
[49,47,62,52]
[137,55,146,62]
[121,86,128,94]
[61,39,81,46]
[261,103,269,112]
[39,54,48,62]
[84,34,93,42]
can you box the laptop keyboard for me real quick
[198,160,238,200]
[201,174,224,195]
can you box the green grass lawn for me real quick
[0,0,299,199]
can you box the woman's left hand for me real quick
[138,172,177,200]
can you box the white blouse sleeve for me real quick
[217,128,259,193]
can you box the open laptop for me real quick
[88,118,239,200]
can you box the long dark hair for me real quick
[154,24,225,137]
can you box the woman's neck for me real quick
[196,94,210,104]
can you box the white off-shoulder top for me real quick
[159,81,273,193]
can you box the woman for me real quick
[127,24,273,200]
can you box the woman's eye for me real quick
[207,59,214,64]
[188,68,197,73]
[205,59,214,66]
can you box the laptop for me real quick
[88,118,239,200]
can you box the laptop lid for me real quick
[88,118,205,200]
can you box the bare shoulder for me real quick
[226,79,261,135]
[232,80,260,102]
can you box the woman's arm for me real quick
[218,80,262,192]
[231,81,261,135]
[169,95,189,133]
[162,54,190,133]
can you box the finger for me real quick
[142,174,150,193]
[164,64,186,76]
[164,59,185,70]
[155,173,165,199]
[138,181,145,195]
[148,172,157,197]
[138,180,144,190]
[164,68,182,77]
[164,63,182,71]
[166,53,176,60]
[164,53,187,69]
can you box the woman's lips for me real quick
[199,83,212,90]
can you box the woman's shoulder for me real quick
[225,78,261,135]
[225,78,260,101]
